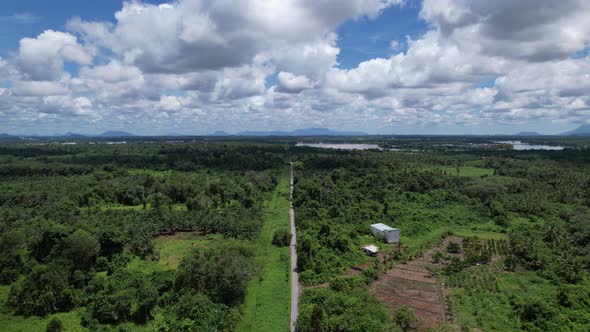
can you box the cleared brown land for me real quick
[369,237,463,331]
[370,265,443,330]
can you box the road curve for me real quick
[290,161,299,332]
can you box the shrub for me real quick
[394,305,418,331]
[362,266,380,281]
[444,257,465,275]
[271,229,291,247]
[85,270,158,324]
[46,318,63,332]
[432,251,444,263]
[7,264,77,316]
[175,243,256,305]
[447,242,461,254]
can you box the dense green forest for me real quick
[0,142,285,331]
[1,137,589,331]
[291,139,590,331]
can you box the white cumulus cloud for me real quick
[277,72,315,93]
[18,30,93,81]
[1,0,589,134]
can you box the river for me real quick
[495,141,564,150]
[295,143,381,150]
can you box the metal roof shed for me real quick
[370,223,399,244]
[363,245,379,256]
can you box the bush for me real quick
[394,305,418,331]
[271,229,291,247]
[159,291,240,331]
[362,266,380,281]
[175,243,256,305]
[7,264,77,316]
[46,318,63,332]
[329,276,365,292]
[85,270,158,324]
[443,257,465,275]
[447,242,461,254]
[297,287,395,332]
[59,230,100,270]
[432,251,444,263]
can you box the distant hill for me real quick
[209,131,231,136]
[238,130,290,136]
[0,133,19,140]
[514,131,542,136]
[64,132,87,138]
[291,128,368,136]
[99,131,135,137]
[238,127,367,136]
[560,124,590,136]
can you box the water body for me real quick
[295,143,381,150]
[495,141,564,151]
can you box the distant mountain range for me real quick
[560,124,590,136]
[5,126,590,137]
[54,131,135,137]
[514,131,542,136]
[0,133,18,139]
[237,128,368,136]
[99,131,135,137]
[2,129,367,138]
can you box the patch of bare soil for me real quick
[369,237,464,331]
[370,265,443,331]
[344,263,370,276]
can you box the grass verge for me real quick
[237,172,291,332]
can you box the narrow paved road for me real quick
[290,161,299,332]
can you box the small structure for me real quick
[370,223,399,244]
[363,244,379,257]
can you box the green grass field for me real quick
[128,232,216,273]
[450,268,590,331]
[450,224,507,240]
[453,277,517,330]
[400,222,506,257]
[452,271,557,331]
[237,172,291,332]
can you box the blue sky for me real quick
[1,1,115,53]
[0,1,425,76]
[0,0,589,135]
[0,1,169,58]
[337,0,426,69]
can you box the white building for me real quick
[363,244,379,256]
[370,223,399,243]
